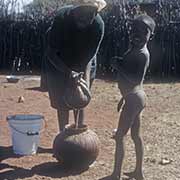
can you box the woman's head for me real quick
[74,0,107,12]
[71,5,98,28]
[70,0,106,28]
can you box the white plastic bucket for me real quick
[7,114,44,155]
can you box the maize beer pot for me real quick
[53,109,100,169]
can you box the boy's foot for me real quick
[98,175,120,180]
[124,171,144,180]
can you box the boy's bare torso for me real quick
[117,46,150,97]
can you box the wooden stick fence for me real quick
[0,0,180,78]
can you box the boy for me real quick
[103,14,156,180]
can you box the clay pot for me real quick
[53,124,100,169]
[63,73,91,109]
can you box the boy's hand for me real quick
[117,98,124,112]
[110,56,123,71]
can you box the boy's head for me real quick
[129,14,156,48]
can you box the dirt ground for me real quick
[0,75,180,180]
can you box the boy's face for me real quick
[129,21,151,48]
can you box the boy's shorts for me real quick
[121,89,146,125]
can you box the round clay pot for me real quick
[53,124,100,169]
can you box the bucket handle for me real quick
[9,118,47,136]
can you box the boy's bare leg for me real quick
[111,107,134,180]
[111,136,125,180]
[57,109,69,131]
[124,114,144,180]
[132,114,144,177]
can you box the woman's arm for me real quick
[47,46,71,75]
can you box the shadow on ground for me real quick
[25,86,48,92]
[0,146,88,179]
[0,146,17,161]
[0,146,52,162]
[0,162,89,179]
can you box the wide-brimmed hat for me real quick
[76,0,107,12]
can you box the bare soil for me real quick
[0,75,180,180]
